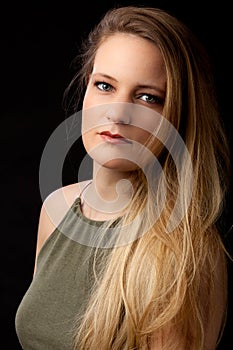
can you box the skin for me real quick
[82,33,166,167]
[34,32,167,261]
[33,33,226,349]
[81,33,166,219]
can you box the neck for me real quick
[80,162,134,221]
[92,162,133,201]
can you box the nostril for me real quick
[106,116,128,124]
[104,103,132,124]
[118,120,128,125]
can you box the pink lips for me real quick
[99,131,131,144]
[101,131,124,138]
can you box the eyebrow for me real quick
[91,73,166,95]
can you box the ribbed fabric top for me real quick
[15,197,112,350]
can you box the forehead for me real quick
[93,33,166,81]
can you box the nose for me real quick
[105,102,133,124]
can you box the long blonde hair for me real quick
[64,6,231,349]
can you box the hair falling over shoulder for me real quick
[66,6,231,350]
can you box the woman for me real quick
[15,5,231,349]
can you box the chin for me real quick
[100,159,139,172]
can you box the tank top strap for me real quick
[79,180,93,206]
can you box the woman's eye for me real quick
[140,94,164,105]
[95,81,113,92]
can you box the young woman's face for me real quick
[82,33,167,171]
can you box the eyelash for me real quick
[94,81,113,92]
[137,93,164,106]
[93,80,164,106]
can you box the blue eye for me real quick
[140,94,164,105]
[95,81,113,92]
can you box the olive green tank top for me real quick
[15,196,112,350]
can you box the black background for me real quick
[1,1,232,349]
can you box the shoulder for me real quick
[33,180,91,274]
[40,180,91,232]
[43,180,90,217]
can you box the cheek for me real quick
[81,130,96,155]
[132,128,151,144]
[82,85,100,110]
[135,129,163,158]
[82,90,92,109]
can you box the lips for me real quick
[99,131,132,144]
[100,131,124,138]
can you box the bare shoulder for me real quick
[43,180,91,225]
[33,180,91,274]
[42,180,89,228]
